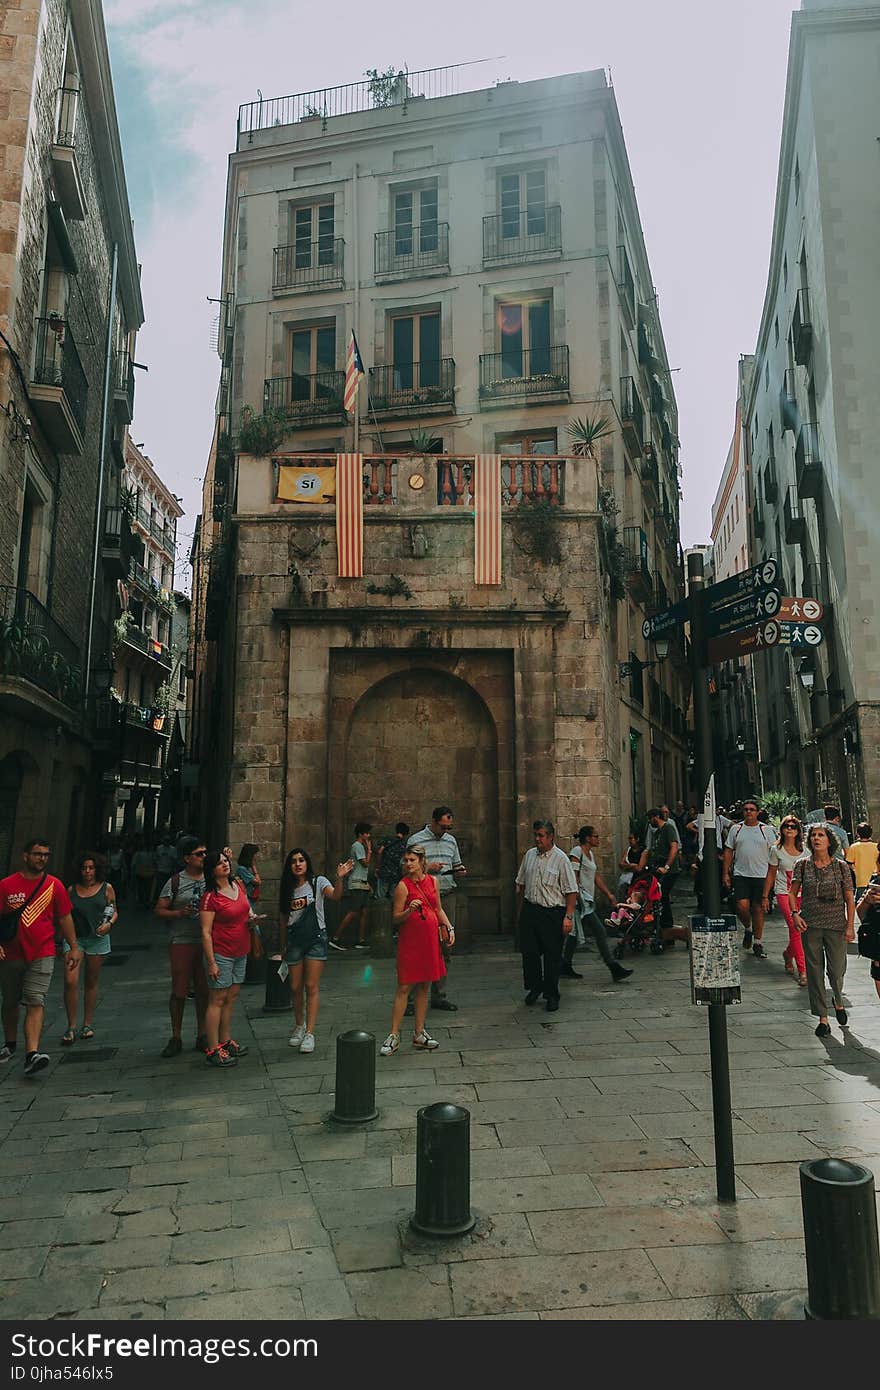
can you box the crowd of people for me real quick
[1,795,878,1073]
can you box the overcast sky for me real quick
[105,0,798,576]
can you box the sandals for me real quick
[61,1028,76,1046]
[80,1025,95,1040]
[797,973,807,987]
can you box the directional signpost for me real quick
[642,601,687,641]
[704,557,779,610]
[706,588,781,638]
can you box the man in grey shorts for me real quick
[0,837,81,1075]
[722,799,776,959]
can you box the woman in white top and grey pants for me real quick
[568,826,633,984]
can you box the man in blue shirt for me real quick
[408,807,466,1010]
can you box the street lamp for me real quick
[798,665,815,692]
[618,639,670,680]
[735,733,746,753]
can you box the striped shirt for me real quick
[516,846,577,908]
[407,827,464,894]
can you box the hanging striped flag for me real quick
[335,453,364,578]
[343,330,365,414]
[474,453,502,585]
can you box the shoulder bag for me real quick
[287,899,321,954]
[0,875,48,944]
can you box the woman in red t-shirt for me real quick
[200,850,262,1068]
[379,845,454,1057]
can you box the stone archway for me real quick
[342,667,501,881]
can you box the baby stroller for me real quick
[611,872,664,957]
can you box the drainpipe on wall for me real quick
[84,241,119,696]
[352,161,359,454]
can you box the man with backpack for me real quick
[155,835,208,1056]
[722,799,776,959]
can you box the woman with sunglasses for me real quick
[200,849,262,1067]
[790,823,855,1036]
[763,817,807,986]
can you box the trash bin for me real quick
[410,1102,475,1237]
[800,1157,880,1319]
[263,956,290,1012]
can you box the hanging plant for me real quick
[567,414,613,458]
[237,405,288,457]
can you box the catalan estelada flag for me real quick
[344,331,365,415]
[474,454,502,585]
[336,453,364,577]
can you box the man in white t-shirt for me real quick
[722,799,776,958]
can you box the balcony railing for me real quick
[121,624,172,669]
[478,345,569,404]
[101,506,135,580]
[31,315,88,439]
[113,349,135,422]
[641,443,659,488]
[764,455,779,503]
[783,487,806,545]
[793,287,813,365]
[132,503,176,556]
[0,586,82,709]
[754,504,765,538]
[238,65,463,143]
[128,559,174,612]
[122,702,170,735]
[296,454,572,510]
[264,370,346,424]
[375,223,449,277]
[117,760,163,789]
[273,238,345,291]
[780,367,798,435]
[795,421,822,499]
[622,526,652,597]
[620,376,644,456]
[618,245,636,325]
[482,205,562,263]
[368,360,455,415]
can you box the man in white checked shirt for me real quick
[515,820,578,1013]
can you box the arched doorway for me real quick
[342,668,500,881]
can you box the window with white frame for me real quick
[293,202,335,269]
[393,186,438,256]
[499,169,547,239]
[389,310,441,390]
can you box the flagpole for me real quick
[352,160,359,454]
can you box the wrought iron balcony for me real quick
[618,244,636,325]
[121,624,172,670]
[620,376,644,457]
[122,701,170,736]
[780,367,798,434]
[368,359,455,415]
[101,506,136,580]
[795,421,822,499]
[622,526,652,599]
[51,87,86,220]
[128,558,174,613]
[754,504,765,539]
[783,487,806,545]
[30,316,88,453]
[792,287,812,365]
[264,370,347,424]
[273,238,345,291]
[478,346,569,406]
[0,585,82,709]
[375,223,449,278]
[117,760,163,789]
[641,444,659,489]
[764,455,779,503]
[113,350,135,423]
[482,205,562,263]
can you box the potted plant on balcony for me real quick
[151,680,174,731]
[113,611,132,651]
[567,414,612,458]
[237,405,287,458]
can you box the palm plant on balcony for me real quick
[567,414,613,458]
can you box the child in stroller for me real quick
[610,872,664,957]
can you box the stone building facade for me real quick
[0,0,143,870]
[190,69,687,918]
[744,0,880,825]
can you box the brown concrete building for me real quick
[190,68,688,921]
[0,0,143,869]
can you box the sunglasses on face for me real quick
[191,850,207,858]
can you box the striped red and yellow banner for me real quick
[474,453,502,585]
[335,453,364,578]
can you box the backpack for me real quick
[857,877,880,959]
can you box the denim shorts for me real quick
[63,935,111,958]
[286,930,328,965]
[206,953,247,989]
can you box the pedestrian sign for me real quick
[643,600,687,641]
[706,588,781,638]
[776,596,824,622]
[705,558,778,613]
[760,619,824,649]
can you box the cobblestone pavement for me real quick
[1,901,879,1321]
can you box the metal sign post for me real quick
[687,550,737,1204]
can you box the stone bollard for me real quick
[244,951,264,986]
[410,1102,475,1237]
[263,956,290,1012]
[329,1030,378,1124]
[800,1157,880,1319]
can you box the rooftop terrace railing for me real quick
[239,65,467,143]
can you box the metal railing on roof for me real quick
[238,65,466,142]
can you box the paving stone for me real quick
[299,1278,357,1318]
[314,1187,416,1230]
[540,1139,700,1174]
[232,1247,339,1289]
[540,1295,747,1319]
[102,1259,232,1304]
[450,1249,668,1316]
[129,1158,227,1188]
[495,1117,646,1147]
[303,1158,392,1190]
[165,1288,306,1320]
[470,1174,603,1214]
[332,1228,402,1272]
[112,1186,178,1214]
[175,1174,287,1205]
[182,1133,292,1160]
[736,1289,810,1320]
[170,1224,292,1263]
[632,1112,757,1140]
[294,1130,368,1162]
[646,1239,807,1298]
[43,1235,172,1274]
[346,1265,453,1319]
[117,1208,178,1238]
[0,1275,104,1318]
[0,1247,49,1278]
[403,1213,538,1266]
[527,1204,730,1253]
[686,1132,827,1166]
[592,1167,757,1206]
[0,1218,63,1249]
[71,1303,166,1321]
[393,1146,549,1187]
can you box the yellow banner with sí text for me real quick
[277,464,336,504]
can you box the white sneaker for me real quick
[299,1032,315,1054]
[380,1032,399,1056]
[412,1030,440,1051]
[289,1023,306,1048]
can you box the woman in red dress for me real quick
[380,845,454,1056]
